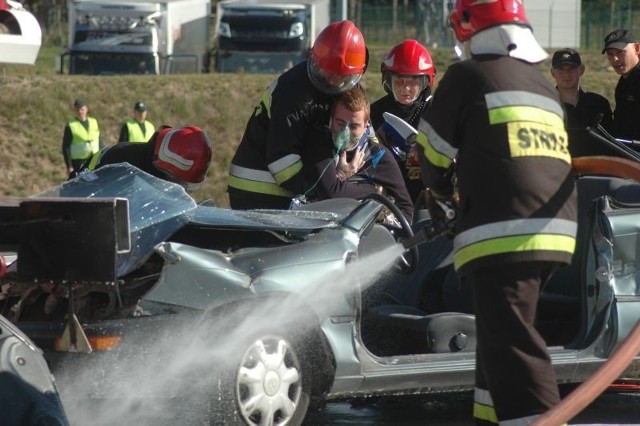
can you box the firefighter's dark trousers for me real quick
[471,261,562,425]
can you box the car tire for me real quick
[201,304,314,425]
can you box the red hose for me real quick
[572,155,640,181]
[532,320,640,425]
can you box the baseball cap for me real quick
[552,48,581,68]
[602,29,635,54]
[134,101,147,112]
[73,99,86,109]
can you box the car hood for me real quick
[39,164,370,277]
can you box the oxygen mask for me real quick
[334,124,360,153]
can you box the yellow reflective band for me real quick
[272,161,302,186]
[416,132,453,169]
[227,175,294,197]
[455,218,577,249]
[507,122,570,163]
[485,91,564,118]
[473,402,498,424]
[254,85,273,119]
[86,151,101,170]
[262,88,272,119]
[454,234,576,271]
[489,105,564,128]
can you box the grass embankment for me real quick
[0,48,620,206]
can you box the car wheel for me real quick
[203,307,314,425]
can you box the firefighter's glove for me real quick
[425,189,458,224]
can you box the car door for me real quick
[590,194,640,357]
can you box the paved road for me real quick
[303,391,640,425]
[59,386,640,425]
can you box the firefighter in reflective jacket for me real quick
[62,99,103,174]
[227,20,368,210]
[416,1,578,425]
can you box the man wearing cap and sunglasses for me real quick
[118,101,156,143]
[550,47,613,157]
[603,28,640,141]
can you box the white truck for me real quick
[57,0,211,75]
[525,0,581,48]
[214,0,330,73]
[0,0,41,65]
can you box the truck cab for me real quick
[215,0,329,74]
[64,8,160,75]
[58,0,211,76]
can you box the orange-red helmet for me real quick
[381,39,436,101]
[449,0,530,42]
[153,126,212,189]
[308,20,368,95]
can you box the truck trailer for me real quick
[214,0,330,74]
[57,0,211,75]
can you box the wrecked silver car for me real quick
[0,160,639,425]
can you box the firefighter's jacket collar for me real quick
[469,24,548,64]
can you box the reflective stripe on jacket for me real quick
[125,119,155,143]
[228,164,294,198]
[228,61,334,207]
[84,146,109,171]
[68,118,100,160]
[417,56,577,276]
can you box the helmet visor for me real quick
[390,74,428,105]
[308,60,362,95]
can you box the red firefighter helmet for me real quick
[381,39,436,99]
[153,126,212,189]
[308,20,368,95]
[449,0,530,42]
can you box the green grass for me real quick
[0,46,620,206]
